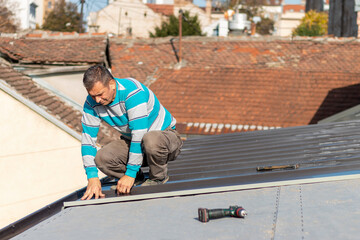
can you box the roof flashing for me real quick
[63,171,360,209]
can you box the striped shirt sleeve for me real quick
[124,89,148,178]
[81,99,101,179]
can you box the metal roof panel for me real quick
[3,120,360,239]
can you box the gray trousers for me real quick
[95,128,183,181]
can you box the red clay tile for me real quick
[148,67,360,135]
[0,37,107,64]
[146,4,174,16]
[26,33,43,38]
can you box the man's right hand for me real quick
[81,177,105,200]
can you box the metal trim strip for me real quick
[63,173,360,208]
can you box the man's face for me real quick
[88,80,116,105]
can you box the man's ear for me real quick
[109,79,116,90]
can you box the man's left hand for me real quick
[117,175,135,194]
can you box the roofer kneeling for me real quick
[80,65,183,200]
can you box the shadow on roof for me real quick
[310,83,360,124]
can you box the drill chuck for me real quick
[198,205,247,223]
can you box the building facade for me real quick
[88,0,212,38]
[43,0,57,24]
[6,0,44,30]
[276,4,305,36]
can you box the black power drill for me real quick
[198,205,247,223]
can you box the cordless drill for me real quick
[198,205,247,223]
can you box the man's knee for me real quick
[94,148,113,167]
[142,131,166,155]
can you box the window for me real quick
[30,2,37,18]
[48,1,52,9]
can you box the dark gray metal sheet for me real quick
[97,120,360,197]
[4,120,360,239]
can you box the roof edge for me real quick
[0,187,84,240]
[63,172,360,209]
[319,104,360,124]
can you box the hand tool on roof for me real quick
[198,206,247,223]
[256,164,299,171]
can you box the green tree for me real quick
[0,0,18,33]
[43,0,83,32]
[293,10,328,37]
[237,0,266,19]
[256,17,274,35]
[150,11,203,38]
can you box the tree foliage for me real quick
[256,17,274,35]
[0,0,18,33]
[292,10,328,37]
[150,11,203,38]
[43,0,83,32]
[237,0,267,19]
[236,0,274,35]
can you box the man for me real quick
[80,65,183,200]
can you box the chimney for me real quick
[206,0,211,19]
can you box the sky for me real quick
[69,0,108,21]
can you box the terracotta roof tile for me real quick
[149,68,360,134]
[146,4,174,16]
[0,37,107,64]
[283,4,305,13]
[109,38,360,135]
[109,38,360,83]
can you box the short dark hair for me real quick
[83,64,114,90]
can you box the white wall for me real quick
[174,3,211,33]
[88,0,163,38]
[7,0,43,30]
[0,90,87,228]
[34,73,88,106]
[90,0,212,38]
[276,12,305,36]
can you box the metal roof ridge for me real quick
[63,172,360,209]
[0,79,81,141]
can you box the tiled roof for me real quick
[149,68,360,130]
[109,38,360,81]
[109,38,360,134]
[0,37,107,64]
[146,4,174,16]
[0,63,119,145]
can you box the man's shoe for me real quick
[134,170,145,186]
[141,176,169,186]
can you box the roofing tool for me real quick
[256,164,299,171]
[198,205,247,223]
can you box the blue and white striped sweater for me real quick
[81,77,176,179]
